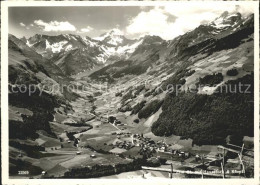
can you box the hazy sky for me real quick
[9,3,254,40]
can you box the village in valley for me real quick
[9,75,254,179]
[32,107,253,179]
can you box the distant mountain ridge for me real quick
[90,11,253,82]
[17,11,253,77]
[20,29,143,75]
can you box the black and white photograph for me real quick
[1,1,259,183]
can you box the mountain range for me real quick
[13,11,252,78]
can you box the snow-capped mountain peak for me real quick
[94,28,125,46]
[95,28,124,39]
[22,28,144,69]
[108,28,124,36]
[210,11,242,29]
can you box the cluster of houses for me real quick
[133,134,154,146]
[109,132,192,159]
[132,134,191,158]
[109,140,135,150]
[107,132,135,150]
[101,117,193,159]
[111,131,132,138]
[99,115,128,127]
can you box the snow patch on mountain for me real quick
[95,55,106,64]
[95,29,123,40]
[26,40,38,47]
[94,29,125,46]
[45,40,68,53]
[82,37,98,47]
[116,39,143,55]
[210,12,241,29]
[65,45,73,51]
[107,37,123,46]
[100,45,116,56]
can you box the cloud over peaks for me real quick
[34,20,76,32]
[126,4,254,40]
[80,26,94,33]
[19,22,26,27]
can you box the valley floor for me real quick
[9,79,254,179]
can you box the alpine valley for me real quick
[8,11,254,178]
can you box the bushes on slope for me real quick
[9,85,60,139]
[131,101,146,115]
[138,99,163,119]
[226,68,239,76]
[198,73,223,86]
[151,74,254,145]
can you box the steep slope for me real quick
[8,36,76,175]
[165,12,252,60]
[49,48,103,75]
[89,12,252,83]
[148,13,254,145]
[91,11,254,146]
[8,36,63,138]
[9,34,67,82]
